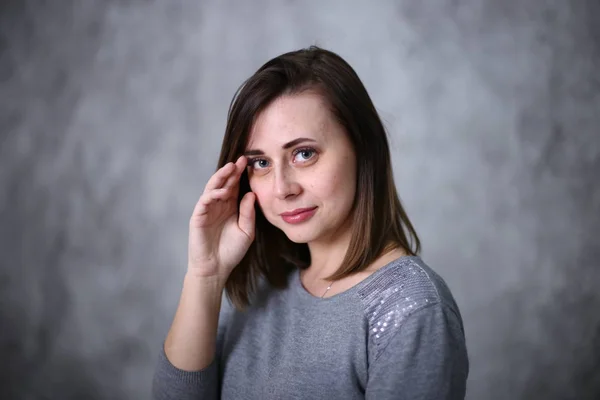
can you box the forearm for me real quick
[164,272,224,371]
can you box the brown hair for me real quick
[216,46,420,310]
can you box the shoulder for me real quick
[356,256,459,313]
[356,256,464,359]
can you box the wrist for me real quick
[184,270,226,293]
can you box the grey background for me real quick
[1,0,599,399]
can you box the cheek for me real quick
[249,180,271,210]
[313,168,356,207]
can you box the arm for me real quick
[152,155,254,399]
[152,273,227,400]
[365,303,469,400]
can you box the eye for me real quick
[249,158,270,169]
[292,147,317,163]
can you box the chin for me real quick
[284,235,312,244]
[279,225,321,244]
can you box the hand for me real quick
[187,156,256,281]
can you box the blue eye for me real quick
[293,147,316,162]
[250,158,269,169]
[248,147,317,172]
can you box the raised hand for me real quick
[188,156,256,281]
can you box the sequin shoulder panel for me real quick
[357,257,442,362]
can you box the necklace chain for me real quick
[320,281,333,298]
[301,270,334,298]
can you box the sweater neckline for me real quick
[290,255,419,304]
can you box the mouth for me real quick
[280,207,318,224]
[280,207,318,217]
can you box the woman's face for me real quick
[244,91,357,245]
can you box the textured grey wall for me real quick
[1,1,599,399]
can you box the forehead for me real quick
[247,92,332,148]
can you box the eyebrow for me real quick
[243,137,317,156]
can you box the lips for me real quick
[280,206,318,224]
[280,207,318,217]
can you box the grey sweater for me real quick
[152,256,469,399]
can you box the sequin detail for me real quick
[358,259,439,360]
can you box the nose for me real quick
[273,165,301,200]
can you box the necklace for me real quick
[301,270,334,298]
[320,281,333,298]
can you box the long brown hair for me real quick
[216,46,420,310]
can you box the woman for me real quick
[153,46,469,399]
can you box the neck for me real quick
[305,223,353,281]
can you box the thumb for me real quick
[238,192,256,240]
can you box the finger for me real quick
[222,156,248,189]
[238,192,256,240]
[192,188,232,217]
[205,162,236,191]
